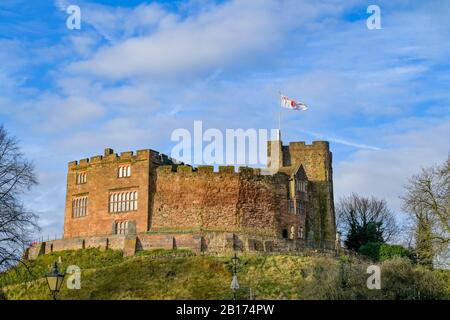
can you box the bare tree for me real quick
[0,125,38,271]
[402,156,449,267]
[337,193,398,251]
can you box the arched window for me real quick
[76,172,87,184]
[290,226,295,239]
[119,193,123,211]
[282,229,288,239]
[125,192,130,211]
[115,221,129,235]
[118,165,131,178]
[72,195,88,218]
[109,191,138,213]
[130,192,135,211]
[109,194,114,212]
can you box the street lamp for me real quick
[230,253,240,300]
[45,262,65,300]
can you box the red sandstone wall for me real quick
[152,166,241,232]
[268,141,336,242]
[152,166,303,237]
[63,149,151,238]
[237,174,288,236]
[28,232,336,260]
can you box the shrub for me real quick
[359,242,413,262]
[379,244,413,262]
[381,257,447,300]
[358,242,382,260]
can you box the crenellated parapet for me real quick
[287,140,330,150]
[156,164,269,177]
[68,148,175,171]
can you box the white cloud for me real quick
[67,0,351,80]
[17,94,105,133]
[334,117,450,222]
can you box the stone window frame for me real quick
[295,178,307,193]
[290,226,296,239]
[72,195,88,218]
[296,200,303,215]
[288,200,295,214]
[298,226,304,239]
[109,190,138,213]
[76,172,87,184]
[118,164,131,178]
[115,220,129,235]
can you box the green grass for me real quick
[0,248,124,288]
[1,249,449,300]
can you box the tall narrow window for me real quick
[298,226,304,239]
[132,191,138,210]
[296,179,307,192]
[76,172,87,184]
[288,200,295,214]
[109,190,138,213]
[118,165,131,178]
[115,220,129,235]
[109,194,114,213]
[290,226,295,239]
[72,196,88,218]
[296,201,303,215]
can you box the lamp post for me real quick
[230,253,240,300]
[45,262,65,300]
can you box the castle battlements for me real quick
[68,148,174,170]
[287,141,329,148]
[268,140,330,149]
[156,164,268,177]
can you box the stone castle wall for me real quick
[61,139,335,248]
[152,165,301,237]
[268,140,336,242]
[63,148,156,238]
[26,232,338,260]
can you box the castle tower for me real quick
[267,139,336,245]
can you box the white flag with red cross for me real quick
[280,95,308,111]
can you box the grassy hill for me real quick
[1,248,449,300]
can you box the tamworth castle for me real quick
[28,137,337,258]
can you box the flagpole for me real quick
[278,91,282,141]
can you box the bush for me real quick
[358,242,381,260]
[381,257,448,300]
[359,242,413,262]
[379,244,413,262]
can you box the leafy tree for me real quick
[0,125,38,271]
[337,193,397,252]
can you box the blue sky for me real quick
[0,0,449,241]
